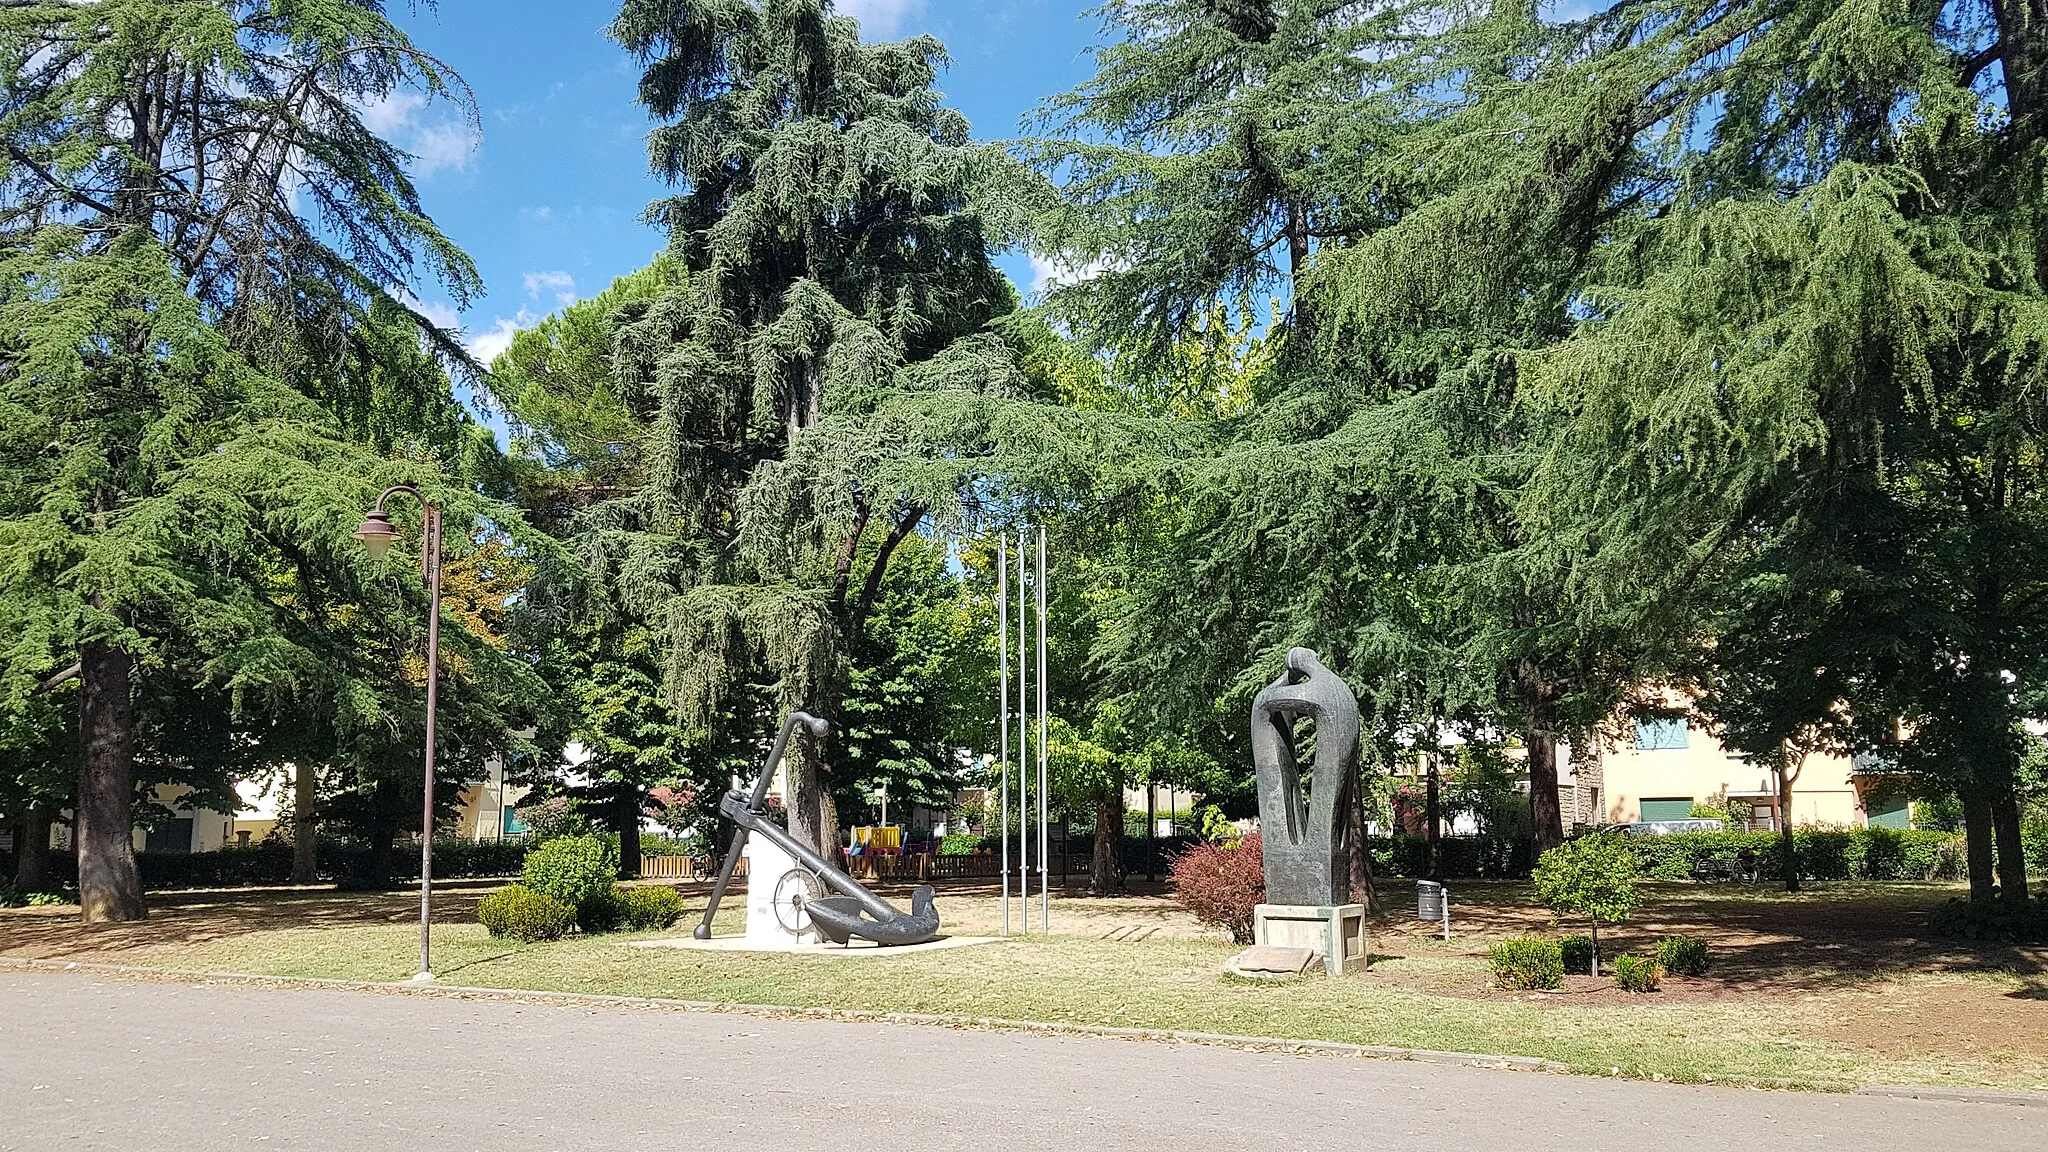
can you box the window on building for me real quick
[1639,798,1697,822]
[1634,717,1690,750]
[502,807,527,836]
[144,818,194,854]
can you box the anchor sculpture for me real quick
[692,711,941,947]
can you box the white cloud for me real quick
[1029,251,1118,297]
[837,0,925,35]
[356,88,478,178]
[523,270,578,307]
[466,310,540,367]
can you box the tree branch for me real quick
[5,144,115,217]
[850,504,926,640]
[35,663,82,694]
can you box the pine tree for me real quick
[597,0,1097,856]
[0,1,503,919]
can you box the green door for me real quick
[1866,795,1910,830]
[1639,798,1695,822]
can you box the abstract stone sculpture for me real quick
[1250,647,1361,907]
[693,712,941,947]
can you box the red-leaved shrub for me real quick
[1168,833,1264,943]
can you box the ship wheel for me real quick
[772,868,826,935]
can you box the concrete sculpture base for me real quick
[1252,903,1367,976]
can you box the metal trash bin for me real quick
[1416,879,1445,921]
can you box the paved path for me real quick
[0,970,2036,1151]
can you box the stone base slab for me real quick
[1253,903,1367,976]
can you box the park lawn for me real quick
[135,917,2046,1094]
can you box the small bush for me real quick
[1168,833,1264,944]
[1560,934,1595,975]
[477,884,576,942]
[0,885,72,908]
[620,885,685,931]
[1658,934,1711,976]
[1489,936,1564,990]
[576,885,627,933]
[938,834,986,857]
[520,835,618,910]
[1930,897,2048,943]
[1612,953,1662,993]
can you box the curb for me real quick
[1856,1084,2048,1109]
[3,956,1565,1073]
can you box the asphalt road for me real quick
[0,969,2037,1151]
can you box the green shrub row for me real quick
[1623,828,1963,882]
[1929,897,2048,943]
[14,838,533,891]
[1490,934,1709,989]
[476,881,685,942]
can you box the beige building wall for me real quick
[1594,717,1868,828]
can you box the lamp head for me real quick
[353,506,401,561]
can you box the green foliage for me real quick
[1488,938,1564,991]
[575,885,628,934]
[619,885,685,931]
[1611,955,1662,994]
[477,885,577,943]
[938,834,988,857]
[1624,829,1960,883]
[1559,935,1594,976]
[1532,836,1642,929]
[1929,899,2048,944]
[0,884,71,908]
[519,835,618,911]
[1657,936,1712,977]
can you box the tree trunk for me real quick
[1346,768,1377,911]
[787,742,843,870]
[291,762,317,884]
[14,805,53,893]
[1091,791,1126,895]
[1961,783,1998,902]
[1777,769,1800,894]
[1589,918,1600,976]
[76,640,145,922]
[1424,752,1442,882]
[1514,659,1566,854]
[615,787,643,880]
[1990,782,2030,905]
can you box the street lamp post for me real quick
[354,484,443,984]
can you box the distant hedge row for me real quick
[1369,827,2009,883]
[17,839,530,891]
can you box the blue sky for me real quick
[382,1,1102,369]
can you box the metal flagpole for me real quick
[1038,526,1049,933]
[1017,530,1030,933]
[998,536,1009,937]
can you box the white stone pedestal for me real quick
[743,834,818,946]
[1253,903,1366,976]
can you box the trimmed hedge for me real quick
[620,885,685,930]
[522,835,618,911]
[477,884,576,942]
[22,839,531,891]
[1489,936,1564,990]
[1560,934,1595,975]
[1372,828,1980,882]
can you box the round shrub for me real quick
[1657,934,1711,976]
[621,885,685,931]
[1560,934,1595,975]
[576,885,627,933]
[520,834,618,910]
[477,884,576,942]
[1612,953,1662,993]
[1489,936,1564,990]
[1168,833,1264,944]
